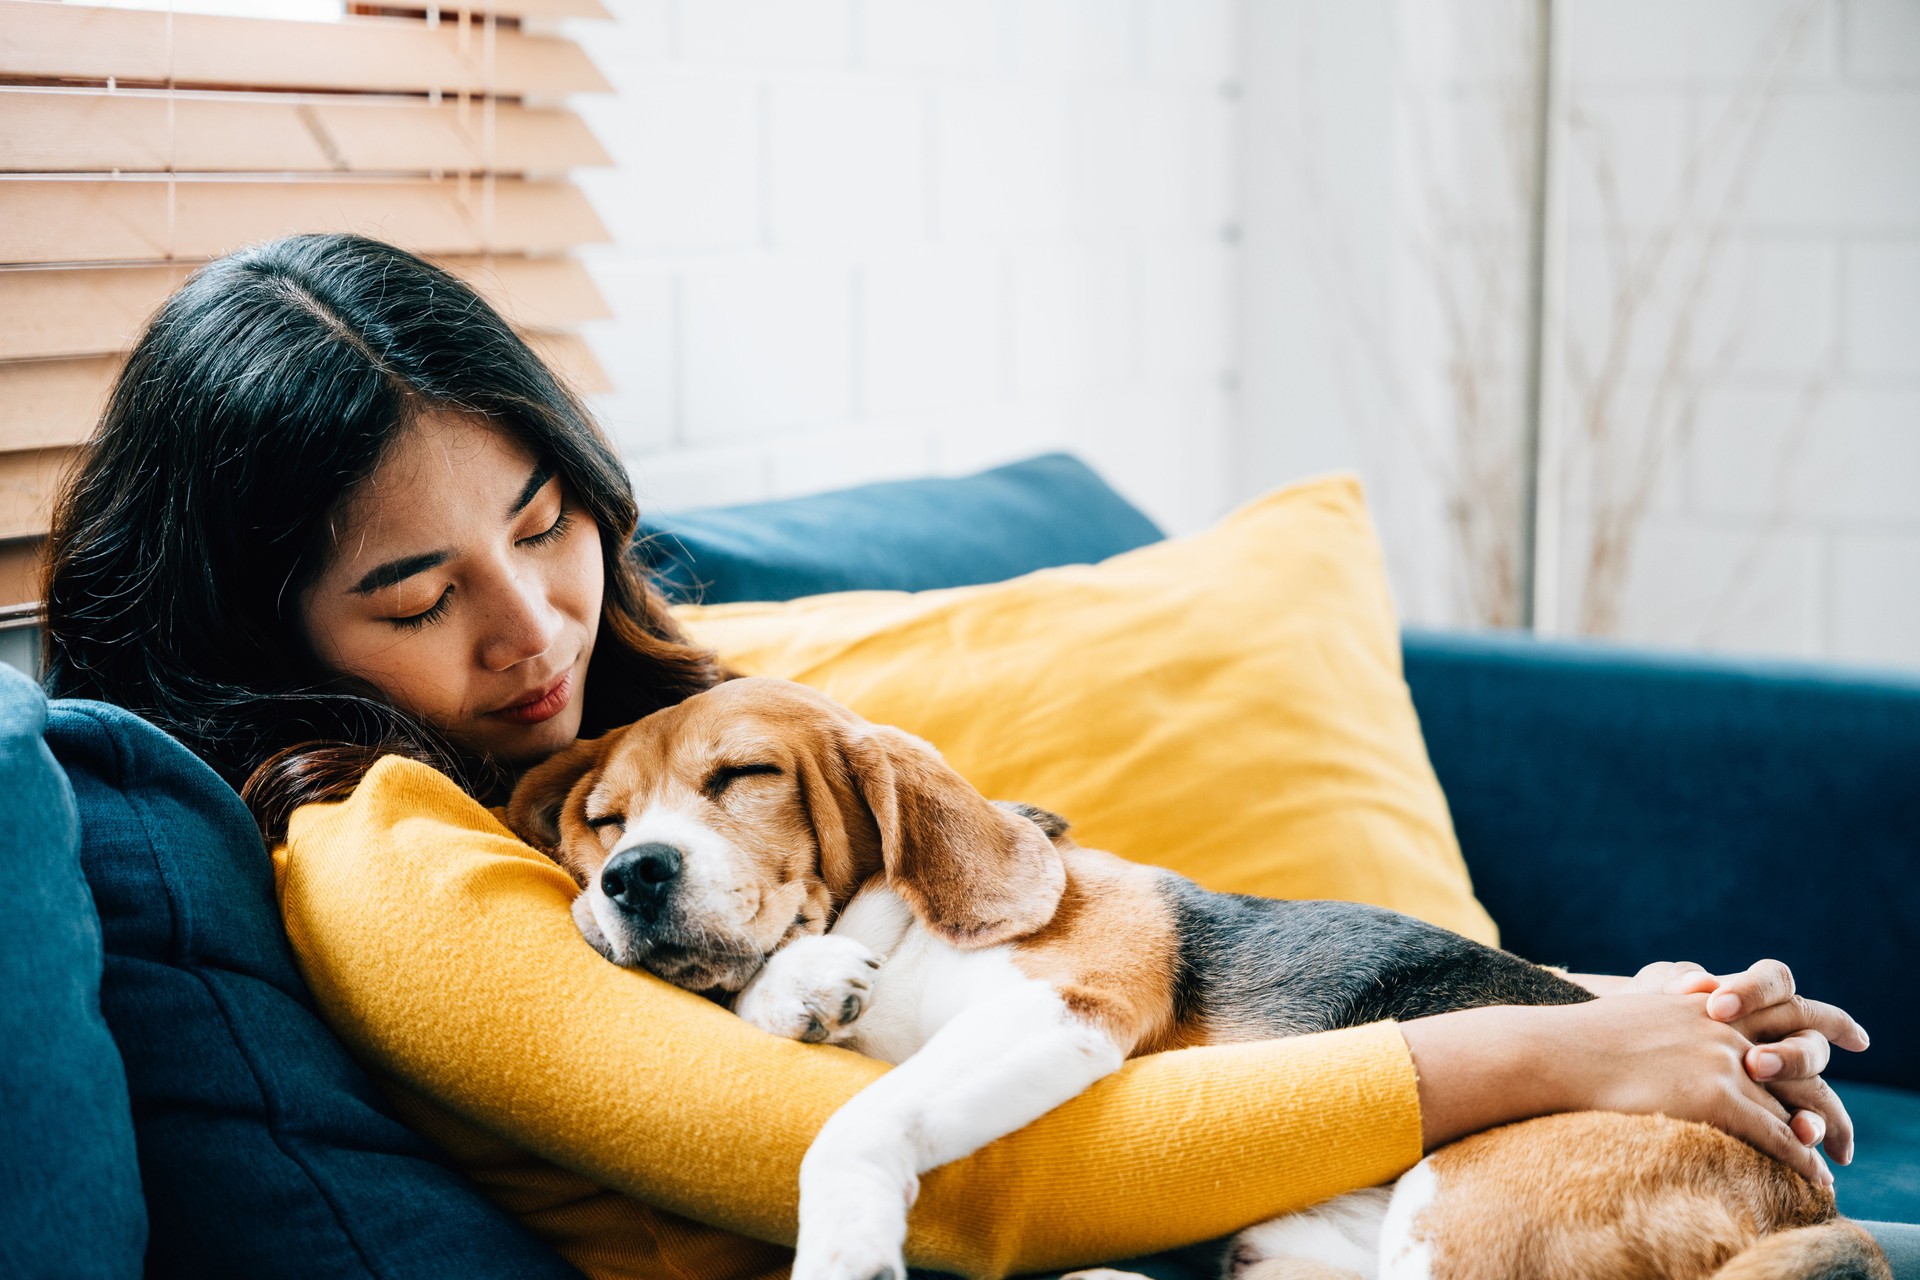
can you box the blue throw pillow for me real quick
[45,699,582,1280]
[636,452,1164,604]
[0,665,145,1280]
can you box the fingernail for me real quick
[1708,992,1741,1019]
[1859,1027,1871,1049]
[1752,1050,1781,1080]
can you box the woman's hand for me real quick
[1607,959,1869,1165]
[1552,992,1837,1185]
[1401,993,1837,1187]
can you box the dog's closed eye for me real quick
[585,811,626,850]
[703,763,783,801]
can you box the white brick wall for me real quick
[563,0,1239,537]
[1545,0,1920,669]
[1235,0,1920,672]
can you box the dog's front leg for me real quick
[793,977,1126,1280]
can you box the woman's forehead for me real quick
[328,412,539,556]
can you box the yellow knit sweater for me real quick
[273,755,1426,1280]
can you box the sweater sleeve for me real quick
[275,756,1424,1279]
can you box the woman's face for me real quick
[300,411,604,767]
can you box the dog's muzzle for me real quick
[583,840,764,992]
[599,841,682,922]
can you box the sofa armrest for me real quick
[1403,628,1920,1089]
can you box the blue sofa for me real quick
[2,454,1914,1279]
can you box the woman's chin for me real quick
[468,700,587,765]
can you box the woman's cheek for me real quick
[569,517,607,634]
[366,628,474,727]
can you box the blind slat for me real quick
[0,2,610,96]
[0,91,609,174]
[447,254,613,329]
[0,266,191,362]
[405,0,613,16]
[522,330,610,395]
[0,358,118,452]
[0,178,609,264]
[0,448,74,541]
[0,537,41,612]
[0,320,609,453]
[0,257,610,362]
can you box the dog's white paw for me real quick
[792,1192,908,1280]
[791,1231,906,1280]
[735,934,881,1044]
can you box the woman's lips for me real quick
[493,672,573,725]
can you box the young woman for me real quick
[42,233,1877,1278]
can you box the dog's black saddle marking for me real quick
[1163,878,1593,1040]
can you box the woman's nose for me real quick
[478,568,564,671]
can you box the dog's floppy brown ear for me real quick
[507,734,612,857]
[840,724,1066,948]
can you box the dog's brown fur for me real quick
[1406,1113,1884,1280]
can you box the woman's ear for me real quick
[506,734,611,856]
[839,724,1066,948]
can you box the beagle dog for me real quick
[509,676,1887,1280]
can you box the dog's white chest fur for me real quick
[838,885,1046,1065]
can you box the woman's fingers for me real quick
[1737,998,1871,1055]
[1660,967,1719,997]
[1704,958,1796,1021]
[1729,1094,1834,1187]
[1621,960,1707,995]
[1746,1028,1831,1082]
[1769,1075,1857,1166]
[1791,1108,1826,1149]
[1699,959,1870,1053]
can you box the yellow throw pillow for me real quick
[671,474,1497,946]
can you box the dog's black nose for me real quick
[600,842,682,912]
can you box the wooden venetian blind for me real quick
[0,0,615,612]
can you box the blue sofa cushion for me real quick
[44,699,582,1280]
[635,452,1165,604]
[0,665,145,1280]
[1402,629,1920,1094]
[1832,1083,1920,1223]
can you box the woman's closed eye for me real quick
[378,497,572,632]
[386,585,454,631]
[517,501,574,549]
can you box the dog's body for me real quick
[510,677,1887,1280]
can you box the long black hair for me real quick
[43,233,724,840]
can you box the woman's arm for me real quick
[277,756,1844,1278]
[1401,996,1837,1187]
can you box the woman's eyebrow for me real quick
[351,551,451,596]
[509,462,556,518]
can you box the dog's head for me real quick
[507,677,1066,994]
